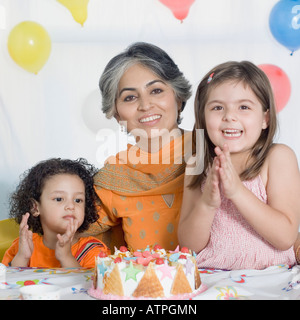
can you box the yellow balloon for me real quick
[7,21,51,74]
[57,0,89,26]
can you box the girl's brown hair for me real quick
[189,61,277,189]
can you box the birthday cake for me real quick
[89,245,204,300]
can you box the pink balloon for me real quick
[159,0,195,22]
[258,64,291,113]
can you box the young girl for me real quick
[178,61,300,270]
[2,158,110,268]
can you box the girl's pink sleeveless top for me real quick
[196,175,296,270]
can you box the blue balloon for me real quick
[269,0,300,54]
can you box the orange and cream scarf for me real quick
[94,131,192,196]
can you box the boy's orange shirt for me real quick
[2,233,110,268]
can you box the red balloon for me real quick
[159,0,195,22]
[258,64,291,113]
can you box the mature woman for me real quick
[86,42,193,251]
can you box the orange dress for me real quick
[89,132,192,251]
[2,233,109,268]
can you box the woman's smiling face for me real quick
[115,63,181,139]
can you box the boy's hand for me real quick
[55,219,80,267]
[18,212,34,259]
[11,212,33,267]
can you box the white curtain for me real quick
[0,0,299,219]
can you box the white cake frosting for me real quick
[89,245,204,300]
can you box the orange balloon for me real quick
[159,0,195,22]
[258,64,291,113]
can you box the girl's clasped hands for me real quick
[203,143,242,210]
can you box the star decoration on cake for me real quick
[169,252,180,262]
[122,261,142,281]
[169,245,180,253]
[157,261,175,281]
[123,256,138,262]
[185,258,194,275]
[98,262,107,277]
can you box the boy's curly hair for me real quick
[9,158,100,235]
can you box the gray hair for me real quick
[99,42,192,123]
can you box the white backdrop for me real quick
[0,0,299,220]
